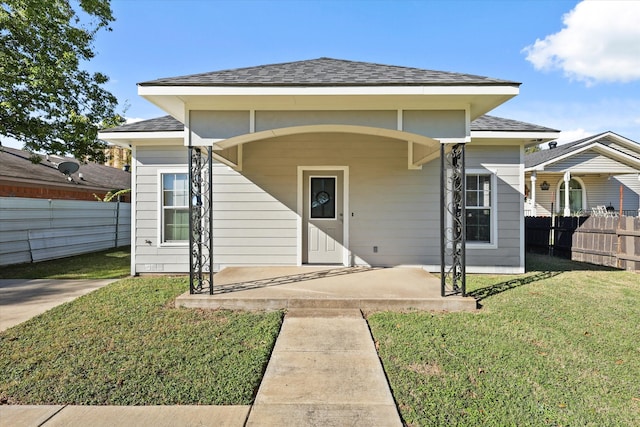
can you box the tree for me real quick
[0,0,122,162]
[525,144,542,154]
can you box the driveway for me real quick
[0,279,117,332]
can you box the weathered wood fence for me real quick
[0,197,131,266]
[525,216,640,271]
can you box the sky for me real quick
[5,0,640,149]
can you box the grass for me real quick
[0,247,131,279]
[0,276,283,405]
[368,253,640,426]
[2,249,638,420]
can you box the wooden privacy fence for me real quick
[525,216,640,271]
[0,197,131,266]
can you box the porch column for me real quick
[440,143,466,297]
[563,171,571,216]
[530,172,537,216]
[189,146,214,294]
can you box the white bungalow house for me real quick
[99,58,559,278]
[525,132,640,217]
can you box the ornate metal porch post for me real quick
[189,147,214,294]
[440,143,466,297]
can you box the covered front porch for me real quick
[177,266,477,312]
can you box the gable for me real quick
[542,149,639,174]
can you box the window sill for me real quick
[467,242,498,250]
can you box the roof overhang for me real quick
[525,142,640,172]
[471,130,560,145]
[137,85,519,123]
[98,131,184,147]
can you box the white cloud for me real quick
[523,0,640,84]
[556,128,593,146]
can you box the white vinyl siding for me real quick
[132,137,524,273]
[544,150,638,174]
[134,146,189,273]
[464,145,522,269]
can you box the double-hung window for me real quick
[160,171,189,244]
[465,172,496,245]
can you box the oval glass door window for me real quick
[310,177,336,219]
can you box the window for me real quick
[310,176,336,219]
[466,174,493,244]
[558,178,585,213]
[161,172,189,243]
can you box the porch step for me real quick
[175,293,476,312]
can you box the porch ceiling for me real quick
[212,124,439,150]
[209,125,443,170]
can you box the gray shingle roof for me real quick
[105,115,184,133]
[139,57,521,87]
[0,146,131,190]
[471,115,559,133]
[102,114,554,135]
[524,131,640,168]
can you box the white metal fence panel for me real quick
[0,197,131,266]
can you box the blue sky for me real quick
[7,0,640,149]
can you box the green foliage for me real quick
[0,247,130,279]
[525,144,542,154]
[0,0,122,162]
[369,255,640,426]
[0,277,284,405]
[93,188,131,202]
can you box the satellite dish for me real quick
[57,161,79,176]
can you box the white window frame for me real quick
[157,168,189,247]
[465,169,498,249]
[555,176,587,214]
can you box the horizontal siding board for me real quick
[213,237,297,247]
[0,252,31,265]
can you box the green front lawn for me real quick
[0,247,131,279]
[0,277,283,405]
[368,254,640,426]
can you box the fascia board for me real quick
[471,130,560,140]
[600,132,640,151]
[138,85,520,97]
[99,131,184,142]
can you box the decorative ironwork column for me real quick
[189,147,214,294]
[440,143,466,297]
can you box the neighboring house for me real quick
[99,57,559,276]
[524,132,640,217]
[0,146,131,202]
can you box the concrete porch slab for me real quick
[175,266,476,312]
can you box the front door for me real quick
[303,171,344,264]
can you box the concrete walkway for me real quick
[0,279,116,332]
[246,308,402,426]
